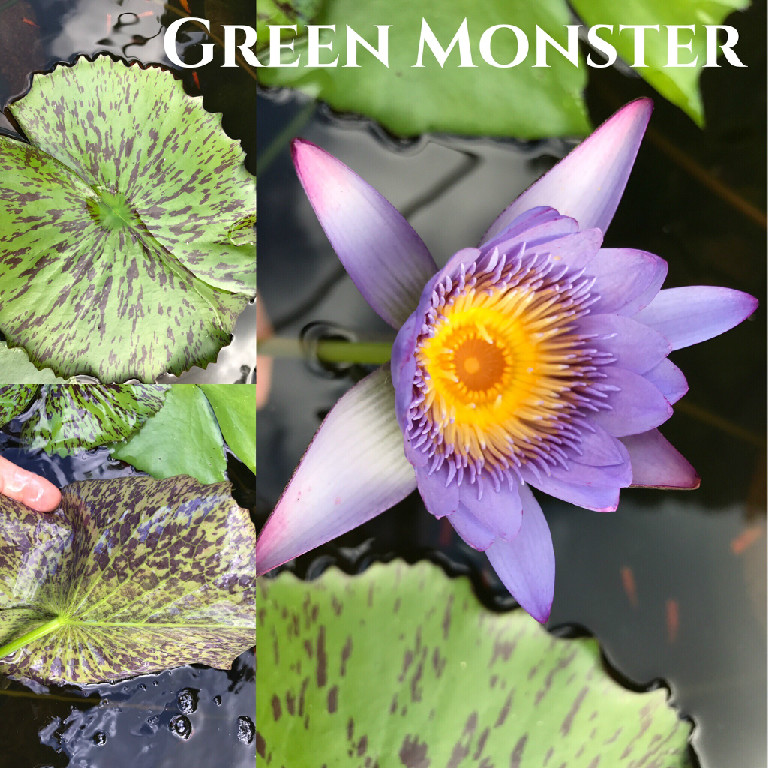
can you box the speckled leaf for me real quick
[571,0,749,126]
[0,475,256,685]
[0,55,256,382]
[256,0,324,48]
[257,562,692,767]
[200,384,256,474]
[111,385,227,484]
[0,343,64,384]
[0,385,38,426]
[258,0,589,138]
[20,384,168,454]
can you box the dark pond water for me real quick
[256,3,766,766]
[0,1,256,766]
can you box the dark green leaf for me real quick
[0,56,256,381]
[0,475,256,685]
[200,384,256,474]
[571,0,749,126]
[111,385,227,484]
[257,562,692,766]
[20,384,168,455]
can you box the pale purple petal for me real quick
[256,367,416,575]
[590,367,673,437]
[586,249,668,315]
[448,507,495,551]
[575,314,670,374]
[643,359,688,404]
[522,470,621,512]
[292,139,437,328]
[415,463,458,519]
[633,286,758,350]
[574,424,630,467]
[481,99,653,241]
[457,480,523,543]
[485,485,554,623]
[622,430,700,489]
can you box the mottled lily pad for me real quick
[20,383,168,454]
[0,55,256,382]
[0,384,38,426]
[257,562,692,767]
[0,475,256,685]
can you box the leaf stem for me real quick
[0,615,65,658]
[259,337,393,365]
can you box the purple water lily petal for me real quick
[590,367,673,437]
[523,468,621,512]
[576,314,670,374]
[415,463,459,519]
[623,429,700,489]
[292,139,437,328]
[481,99,653,241]
[574,424,630,467]
[485,485,555,623]
[255,367,416,575]
[448,507,496,551]
[587,248,668,316]
[457,480,523,544]
[633,286,758,350]
[643,359,688,405]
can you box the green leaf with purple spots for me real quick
[0,384,38,425]
[20,383,168,454]
[0,475,256,685]
[0,55,256,382]
[111,385,228,484]
[257,562,692,767]
[0,343,64,384]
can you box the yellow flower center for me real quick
[415,282,592,470]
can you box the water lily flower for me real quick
[256,100,757,622]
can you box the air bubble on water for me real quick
[169,714,193,740]
[237,716,255,745]
[177,687,198,715]
[93,731,107,746]
[212,695,222,707]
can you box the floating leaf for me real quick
[0,343,64,385]
[258,0,589,138]
[0,385,38,426]
[20,384,167,454]
[0,475,256,685]
[111,385,227,484]
[257,562,692,767]
[571,0,749,126]
[200,384,256,474]
[0,55,256,382]
[256,0,324,47]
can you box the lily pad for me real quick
[257,562,692,767]
[572,0,749,126]
[200,384,256,474]
[20,384,168,454]
[0,384,38,426]
[0,475,256,685]
[0,343,64,384]
[0,55,256,381]
[111,385,227,484]
[258,0,589,138]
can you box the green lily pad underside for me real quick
[0,475,256,685]
[257,562,692,767]
[0,343,64,384]
[20,383,167,454]
[0,55,255,382]
[258,0,589,138]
